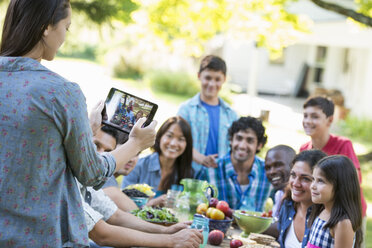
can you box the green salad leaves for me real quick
[131,206,178,223]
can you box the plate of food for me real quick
[131,206,178,225]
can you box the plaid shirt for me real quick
[307,217,335,248]
[201,153,272,211]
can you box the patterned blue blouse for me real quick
[0,57,116,247]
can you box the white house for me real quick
[223,0,372,119]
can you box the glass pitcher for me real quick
[175,179,218,220]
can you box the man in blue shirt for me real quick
[178,55,238,177]
[201,116,272,211]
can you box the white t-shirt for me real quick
[284,221,302,248]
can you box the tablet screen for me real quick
[102,88,158,133]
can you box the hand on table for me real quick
[163,221,192,234]
[170,228,203,248]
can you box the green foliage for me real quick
[57,44,97,61]
[71,0,138,24]
[145,70,200,97]
[113,56,143,79]
[336,116,372,143]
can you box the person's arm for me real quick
[90,219,203,248]
[146,194,167,207]
[193,148,218,168]
[102,186,138,212]
[111,118,157,172]
[55,84,156,189]
[332,219,354,248]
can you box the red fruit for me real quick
[261,212,268,217]
[225,208,233,218]
[230,239,243,248]
[208,230,224,245]
[209,198,219,208]
[240,210,246,213]
[268,210,273,217]
[216,201,230,215]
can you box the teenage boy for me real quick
[264,145,296,218]
[177,55,238,177]
[200,116,272,211]
[300,96,367,245]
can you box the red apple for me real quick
[225,208,233,218]
[216,201,230,215]
[209,198,219,208]
[208,230,224,246]
[230,239,243,248]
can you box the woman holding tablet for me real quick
[0,0,156,246]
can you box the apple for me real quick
[206,207,215,218]
[209,198,219,208]
[210,208,225,220]
[225,208,233,219]
[196,203,208,215]
[230,239,243,248]
[216,201,230,215]
[268,210,273,217]
[208,230,224,246]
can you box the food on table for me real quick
[210,208,225,220]
[124,184,155,197]
[131,206,178,223]
[196,200,233,235]
[247,233,276,246]
[206,207,215,218]
[209,197,219,208]
[230,233,279,248]
[196,203,208,215]
[260,210,273,217]
[208,230,224,246]
[216,200,230,215]
[122,188,148,198]
[230,239,244,248]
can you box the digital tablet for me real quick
[102,88,158,133]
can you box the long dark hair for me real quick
[153,116,194,191]
[0,0,70,56]
[308,155,362,247]
[282,150,327,206]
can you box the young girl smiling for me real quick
[307,155,362,248]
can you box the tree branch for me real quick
[309,0,372,27]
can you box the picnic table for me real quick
[206,226,241,248]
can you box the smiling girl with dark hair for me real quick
[122,116,194,206]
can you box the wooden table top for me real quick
[206,227,242,248]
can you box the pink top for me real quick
[300,134,367,217]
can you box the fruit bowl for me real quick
[129,196,149,208]
[208,218,233,235]
[233,210,273,238]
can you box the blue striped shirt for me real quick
[201,153,272,210]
